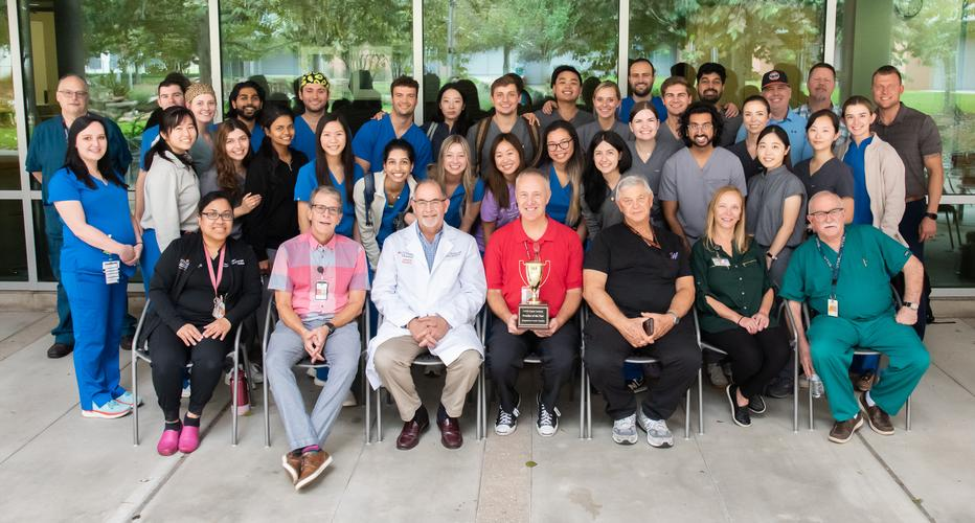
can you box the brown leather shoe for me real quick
[396,409,430,450]
[438,417,464,449]
[282,451,302,485]
[828,413,864,444]
[859,392,894,435]
[295,451,332,491]
[854,371,875,392]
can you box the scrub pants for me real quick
[44,205,73,345]
[140,229,162,294]
[807,314,929,422]
[61,270,127,410]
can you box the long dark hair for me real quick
[582,131,631,213]
[145,106,196,171]
[537,120,583,225]
[258,104,295,158]
[430,82,470,136]
[212,119,252,199]
[63,115,127,189]
[485,133,526,210]
[314,112,356,204]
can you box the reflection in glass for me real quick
[0,199,27,281]
[0,0,19,190]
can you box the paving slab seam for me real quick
[0,313,57,362]
[0,313,51,345]
[106,396,233,523]
[324,429,369,523]
[855,433,937,523]
[0,403,78,466]
[687,409,735,523]
[931,360,975,399]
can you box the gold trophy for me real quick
[517,258,551,329]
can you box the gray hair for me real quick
[412,178,447,199]
[614,175,653,199]
[309,185,342,206]
[808,190,841,211]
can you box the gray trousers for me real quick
[266,318,360,450]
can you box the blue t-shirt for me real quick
[377,184,411,249]
[294,160,364,238]
[26,115,132,204]
[291,116,317,170]
[47,168,137,277]
[735,108,813,165]
[352,115,432,180]
[544,164,574,226]
[843,136,874,225]
[618,95,668,124]
[445,178,485,229]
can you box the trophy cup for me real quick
[517,258,551,329]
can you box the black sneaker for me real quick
[536,394,560,437]
[119,336,134,351]
[47,343,73,359]
[726,384,752,428]
[747,394,767,414]
[495,396,520,436]
[765,377,794,399]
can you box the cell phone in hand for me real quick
[642,317,655,336]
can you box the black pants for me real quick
[584,316,700,421]
[149,325,233,420]
[899,199,931,340]
[701,324,791,398]
[488,317,579,413]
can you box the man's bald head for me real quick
[808,190,842,213]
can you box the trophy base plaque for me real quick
[517,303,550,329]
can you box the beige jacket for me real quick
[835,133,907,246]
[353,171,418,269]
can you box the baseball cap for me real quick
[761,70,789,89]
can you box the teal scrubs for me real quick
[445,178,485,229]
[780,225,929,421]
[294,160,364,237]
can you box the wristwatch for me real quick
[903,302,920,311]
[666,310,681,325]
[924,212,938,220]
[323,321,336,332]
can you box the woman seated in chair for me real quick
[690,186,791,428]
[143,191,262,456]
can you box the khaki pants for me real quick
[374,336,481,421]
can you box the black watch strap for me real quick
[924,212,938,220]
[324,321,336,332]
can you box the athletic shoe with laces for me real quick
[114,390,143,408]
[612,414,638,445]
[494,396,521,436]
[636,408,674,448]
[82,399,132,419]
[536,395,560,437]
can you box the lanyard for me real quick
[523,240,541,261]
[815,233,845,298]
[205,244,226,297]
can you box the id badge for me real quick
[102,260,120,285]
[711,257,730,267]
[315,281,329,301]
[827,298,839,317]
[520,286,532,304]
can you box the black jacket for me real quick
[243,146,308,261]
[141,232,262,343]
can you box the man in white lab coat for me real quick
[367,179,487,450]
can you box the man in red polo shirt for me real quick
[484,168,584,437]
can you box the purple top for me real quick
[476,182,519,252]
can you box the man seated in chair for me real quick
[582,176,699,448]
[265,186,369,491]
[781,191,929,444]
[367,179,486,450]
[484,168,584,437]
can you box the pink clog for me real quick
[178,425,201,454]
[157,429,181,456]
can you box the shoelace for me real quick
[538,405,555,427]
[615,416,635,430]
[497,410,515,426]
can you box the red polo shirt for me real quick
[484,217,583,317]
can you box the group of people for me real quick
[30,57,936,491]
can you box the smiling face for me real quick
[439,88,464,123]
[807,114,838,153]
[663,84,691,117]
[616,183,652,224]
[266,115,294,149]
[56,76,89,118]
[757,132,790,170]
[232,87,262,120]
[300,83,330,113]
[871,72,904,111]
[553,71,581,104]
[843,103,876,140]
[762,83,792,116]
[808,191,846,242]
[492,84,519,117]
[807,67,835,103]
[630,108,660,141]
[319,120,347,158]
[545,128,574,166]
[712,190,743,233]
[592,140,621,175]
[493,140,522,180]
[384,148,413,183]
[628,61,655,98]
[697,73,724,104]
[391,85,418,118]
[742,100,770,135]
[515,173,550,221]
[412,182,448,232]
[592,86,620,119]
[158,85,185,110]
[687,111,716,149]
[224,128,250,162]
[309,190,342,237]
[198,197,234,244]
[442,142,468,178]
[76,121,108,165]
[162,115,198,155]
[190,94,217,126]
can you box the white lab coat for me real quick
[366,222,487,388]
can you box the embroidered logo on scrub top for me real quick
[178,258,190,271]
[670,251,679,260]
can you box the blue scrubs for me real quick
[618,96,667,124]
[26,115,133,346]
[545,164,574,225]
[292,116,317,169]
[294,160,364,237]
[352,114,432,179]
[445,179,485,229]
[48,168,137,410]
[843,137,874,225]
[139,125,159,170]
[377,184,411,250]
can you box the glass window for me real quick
[219,0,413,134]
[0,200,27,282]
[423,0,619,119]
[928,202,975,288]
[0,1,19,190]
[629,0,828,105]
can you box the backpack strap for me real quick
[474,117,492,175]
[425,122,439,142]
[363,171,376,227]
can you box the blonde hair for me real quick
[703,186,749,253]
[592,81,621,104]
[428,135,476,218]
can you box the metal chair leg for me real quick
[585,370,592,440]
[696,368,703,436]
[365,381,372,444]
[793,348,799,433]
[232,336,239,446]
[808,382,815,431]
[906,396,911,431]
[376,387,384,442]
[579,357,586,440]
[132,348,139,446]
[263,365,271,448]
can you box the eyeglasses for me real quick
[618,195,650,207]
[201,211,234,222]
[57,90,89,99]
[688,123,714,131]
[546,138,572,151]
[809,207,844,220]
[311,204,342,216]
[412,198,446,209]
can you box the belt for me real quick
[906,195,926,203]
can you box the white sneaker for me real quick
[181,383,191,398]
[637,411,674,449]
[342,390,357,407]
[612,414,638,445]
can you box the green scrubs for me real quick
[780,225,929,422]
